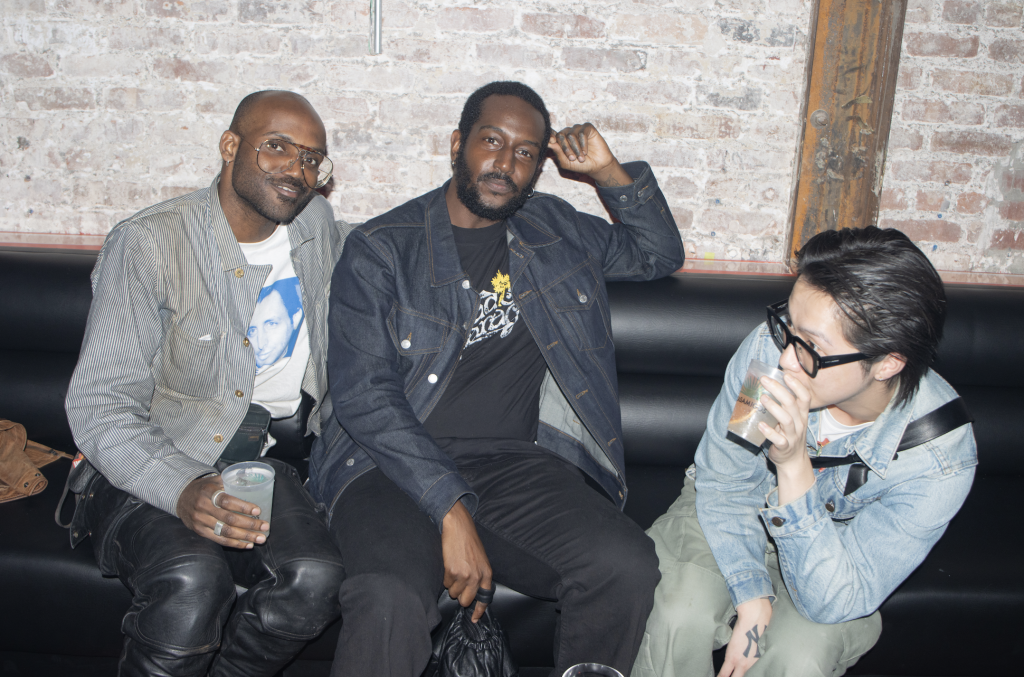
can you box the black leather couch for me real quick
[2,247,1022,676]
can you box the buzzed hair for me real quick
[228,90,312,137]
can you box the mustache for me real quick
[267,175,307,192]
[477,171,518,193]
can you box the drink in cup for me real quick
[562,664,624,677]
[727,359,793,450]
[221,461,275,534]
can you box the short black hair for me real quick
[457,81,552,154]
[796,226,946,409]
[229,90,312,137]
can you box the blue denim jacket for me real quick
[694,324,977,624]
[308,162,684,528]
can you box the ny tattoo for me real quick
[743,626,762,658]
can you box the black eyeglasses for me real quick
[240,137,334,189]
[766,300,868,378]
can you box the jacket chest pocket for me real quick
[157,320,225,400]
[387,305,451,390]
[542,260,610,352]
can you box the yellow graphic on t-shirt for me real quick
[491,271,511,304]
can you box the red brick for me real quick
[436,7,513,32]
[942,1,982,23]
[957,192,988,214]
[612,13,707,45]
[931,131,1014,156]
[476,43,553,69]
[889,126,924,150]
[671,208,694,229]
[588,113,653,134]
[881,218,962,242]
[237,1,323,24]
[985,3,1024,27]
[563,47,646,73]
[993,104,1024,127]
[0,53,53,77]
[989,39,1024,63]
[661,175,699,200]
[916,190,948,211]
[153,57,235,83]
[14,87,95,110]
[999,202,1024,221]
[657,113,740,140]
[932,70,1015,95]
[1004,171,1024,193]
[606,81,692,106]
[902,99,984,124]
[889,160,973,183]
[880,187,908,210]
[144,0,187,19]
[522,13,605,39]
[906,0,933,23]
[898,65,923,90]
[905,33,979,58]
[990,228,1024,249]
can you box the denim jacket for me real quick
[694,325,977,624]
[309,162,684,528]
[66,178,349,517]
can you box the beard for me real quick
[231,157,315,225]
[453,148,533,222]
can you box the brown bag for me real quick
[0,420,72,503]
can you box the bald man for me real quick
[65,91,349,677]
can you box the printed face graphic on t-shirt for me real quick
[248,278,304,369]
[466,271,519,347]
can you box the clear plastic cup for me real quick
[562,665,623,677]
[221,461,275,533]
[727,359,794,449]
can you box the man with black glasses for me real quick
[634,227,976,677]
[65,90,347,677]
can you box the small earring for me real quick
[451,161,455,169]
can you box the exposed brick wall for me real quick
[880,0,1024,273]
[1,0,812,265]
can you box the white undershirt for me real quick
[816,406,873,448]
[238,226,310,420]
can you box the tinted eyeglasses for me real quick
[766,300,868,378]
[240,137,333,189]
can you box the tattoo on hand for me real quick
[743,626,762,659]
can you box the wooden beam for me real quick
[787,0,908,262]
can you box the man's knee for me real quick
[127,554,236,651]
[588,525,661,597]
[259,558,346,639]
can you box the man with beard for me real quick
[65,90,347,677]
[309,81,685,676]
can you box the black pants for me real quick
[85,458,345,677]
[327,450,660,677]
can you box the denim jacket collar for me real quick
[808,387,911,480]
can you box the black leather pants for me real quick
[84,458,345,677]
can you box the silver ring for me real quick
[211,489,226,509]
[213,520,225,537]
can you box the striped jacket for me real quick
[65,177,349,516]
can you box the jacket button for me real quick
[578,294,588,304]
[234,268,244,278]
[825,501,835,513]
[400,339,411,349]
[243,337,250,347]
[213,434,224,443]
[346,458,355,467]
[235,390,244,398]
[619,195,627,202]
[427,374,438,384]
[771,517,785,527]
[461,280,470,289]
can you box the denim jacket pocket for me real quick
[158,321,224,400]
[543,259,610,351]
[387,305,451,390]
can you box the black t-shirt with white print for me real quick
[422,220,548,458]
